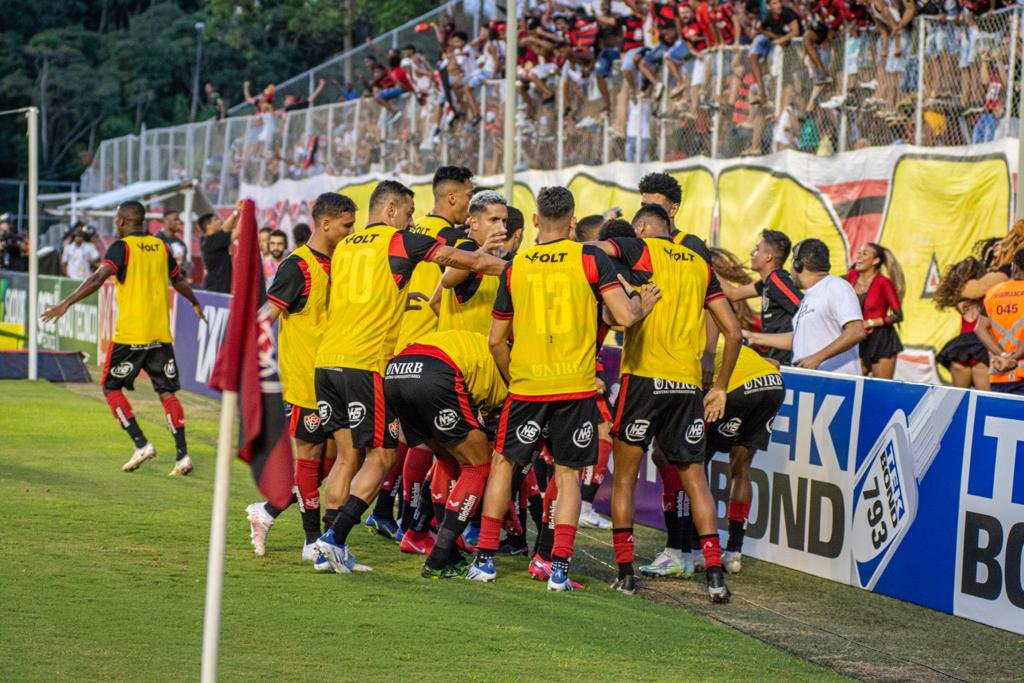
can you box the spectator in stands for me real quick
[744,238,866,374]
[975,248,1024,395]
[292,222,312,249]
[805,0,852,86]
[0,215,28,272]
[848,242,905,378]
[258,226,272,257]
[61,226,100,280]
[200,203,242,293]
[155,210,188,268]
[263,229,289,284]
[960,221,1024,299]
[283,79,327,112]
[375,53,415,119]
[750,0,803,104]
[204,83,227,121]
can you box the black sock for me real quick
[171,425,187,459]
[551,556,570,574]
[581,481,599,504]
[323,507,339,530]
[503,532,527,550]
[510,466,528,503]
[537,525,554,561]
[432,502,447,532]
[727,520,746,552]
[410,485,434,533]
[426,507,474,570]
[264,494,296,519]
[300,505,321,544]
[664,509,684,551]
[682,512,696,555]
[618,562,634,579]
[373,486,396,522]
[123,418,147,449]
[329,496,369,544]
[527,494,543,534]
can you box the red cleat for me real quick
[399,529,436,555]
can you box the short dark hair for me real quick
[574,214,606,242]
[403,44,417,53]
[599,219,636,240]
[536,186,574,221]
[369,180,414,210]
[292,223,312,245]
[452,29,469,41]
[198,213,217,231]
[388,53,401,68]
[632,203,670,232]
[761,229,792,265]
[506,206,524,233]
[1013,247,1024,271]
[163,209,180,220]
[269,229,288,243]
[312,192,356,221]
[259,226,273,236]
[792,238,830,273]
[118,201,145,224]
[638,172,682,205]
[432,166,474,192]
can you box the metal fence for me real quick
[82,7,1024,204]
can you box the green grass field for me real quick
[0,380,842,682]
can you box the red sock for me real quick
[446,462,491,521]
[593,437,612,487]
[402,446,434,503]
[161,395,185,430]
[552,524,577,561]
[478,514,503,553]
[728,500,751,523]
[318,457,336,484]
[612,528,635,565]
[700,534,723,569]
[381,457,403,492]
[658,462,683,512]
[295,459,321,511]
[105,389,135,425]
[432,453,460,504]
[541,477,559,524]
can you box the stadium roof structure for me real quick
[47,179,214,219]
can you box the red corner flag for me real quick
[209,199,294,508]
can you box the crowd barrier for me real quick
[6,269,1020,635]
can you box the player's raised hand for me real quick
[481,229,507,254]
[40,302,68,323]
[703,387,726,422]
[405,291,430,311]
[638,281,661,314]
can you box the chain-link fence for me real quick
[82,7,1024,203]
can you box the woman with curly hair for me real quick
[709,246,758,332]
[934,255,990,390]
[960,222,1024,300]
[847,242,905,378]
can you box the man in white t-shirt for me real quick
[745,238,865,375]
[61,228,100,280]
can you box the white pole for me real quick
[503,0,518,201]
[183,185,195,266]
[838,28,851,154]
[27,106,39,381]
[914,21,925,146]
[556,77,565,169]
[200,389,238,683]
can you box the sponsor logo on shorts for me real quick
[743,374,784,392]
[685,418,705,444]
[515,420,542,444]
[717,417,742,437]
[283,403,294,417]
[348,401,366,426]
[163,359,177,379]
[766,416,775,434]
[303,412,322,433]
[386,361,423,378]
[653,378,696,394]
[388,419,401,439]
[623,419,650,441]
[434,408,460,432]
[317,401,332,423]
[572,422,594,448]
[110,362,134,379]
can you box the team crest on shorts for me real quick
[434,409,459,432]
[623,419,650,441]
[388,419,400,439]
[317,401,332,422]
[717,417,742,437]
[572,422,594,448]
[765,416,775,434]
[516,420,542,444]
[163,359,177,379]
[303,412,322,433]
[110,362,134,379]
[348,402,367,427]
[685,418,705,444]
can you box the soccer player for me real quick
[467,186,660,591]
[312,180,506,574]
[638,172,683,234]
[245,193,357,560]
[41,201,205,475]
[602,203,743,602]
[384,329,508,578]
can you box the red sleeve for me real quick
[836,0,853,22]
[846,268,857,285]
[879,276,902,315]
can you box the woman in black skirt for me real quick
[934,256,990,390]
[847,242,905,378]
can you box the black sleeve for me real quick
[492,261,514,320]
[583,244,627,299]
[266,256,309,313]
[765,272,803,315]
[389,231,444,289]
[452,240,486,302]
[102,240,127,279]
[705,270,724,306]
[402,230,444,263]
[437,225,467,247]
[606,237,646,269]
[753,279,765,295]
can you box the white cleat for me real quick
[302,542,317,561]
[640,549,693,579]
[578,503,612,530]
[168,455,193,476]
[246,502,275,557]
[724,550,743,574]
[122,442,156,472]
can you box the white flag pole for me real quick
[200,389,238,683]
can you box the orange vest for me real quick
[983,279,1024,383]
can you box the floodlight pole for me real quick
[503,0,518,202]
[27,106,39,381]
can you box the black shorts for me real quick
[314,367,398,449]
[612,374,705,464]
[764,347,792,366]
[495,395,601,469]
[384,354,482,449]
[706,377,785,455]
[102,342,180,393]
[286,403,328,444]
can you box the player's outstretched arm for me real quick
[40,263,114,323]
[719,278,759,302]
[743,329,793,350]
[793,320,866,370]
[705,297,743,422]
[431,245,505,275]
[171,272,208,323]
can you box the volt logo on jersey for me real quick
[523,252,567,263]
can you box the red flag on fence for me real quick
[209,199,294,508]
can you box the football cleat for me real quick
[640,549,692,578]
[723,551,743,575]
[399,529,435,555]
[465,556,497,582]
[498,536,528,556]
[611,574,638,595]
[364,513,400,540]
[302,542,317,561]
[455,533,476,555]
[122,442,156,472]
[578,503,613,530]
[314,529,372,574]
[168,455,193,477]
[528,554,552,581]
[547,566,575,592]
[706,566,732,603]
[420,562,463,580]
[312,549,332,572]
[245,502,275,557]
[462,523,479,547]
